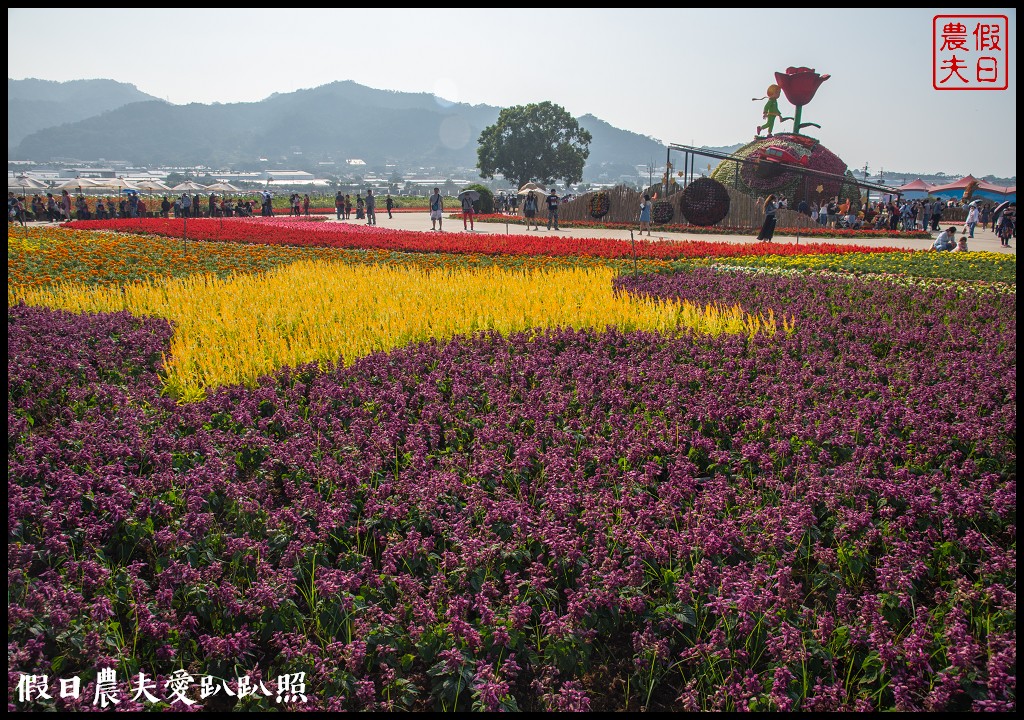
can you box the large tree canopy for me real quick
[476,101,592,190]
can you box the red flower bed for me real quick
[472,214,932,240]
[65,217,907,260]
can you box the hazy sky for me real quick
[8,8,1017,179]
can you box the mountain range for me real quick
[8,78,155,153]
[11,78,1008,186]
[9,78,683,184]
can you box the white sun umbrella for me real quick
[8,175,48,193]
[134,179,173,193]
[55,177,102,191]
[87,176,140,194]
[205,181,242,193]
[172,180,209,193]
[518,182,547,195]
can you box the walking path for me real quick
[15,213,1015,255]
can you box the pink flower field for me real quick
[7,225,1016,711]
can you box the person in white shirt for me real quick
[932,226,957,251]
[429,188,444,231]
[964,203,980,238]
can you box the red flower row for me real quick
[471,214,932,240]
[65,217,907,260]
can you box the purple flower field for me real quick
[7,268,1016,711]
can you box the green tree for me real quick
[476,101,592,190]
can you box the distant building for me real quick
[62,168,117,179]
[209,171,263,184]
[264,170,321,187]
[265,170,314,181]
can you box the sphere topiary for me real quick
[652,200,674,225]
[709,133,855,207]
[679,177,731,226]
[588,191,610,219]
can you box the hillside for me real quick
[10,79,668,180]
[13,79,1008,185]
[8,78,160,152]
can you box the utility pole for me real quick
[664,146,672,198]
[862,162,870,208]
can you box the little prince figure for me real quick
[754,84,791,137]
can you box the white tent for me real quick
[134,179,173,193]
[518,182,547,195]
[55,177,102,191]
[91,177,140,193]
[172,180,209,192]
[8,176,48,193]
[205,181,242,192]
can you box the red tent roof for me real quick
[928,174,979,192]
[975,180,1014,194]
[898,178,932,191]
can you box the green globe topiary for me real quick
[709,133,861,207]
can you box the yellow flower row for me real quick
[702,250,1016,284]
[12,262,777,402]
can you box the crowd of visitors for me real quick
[742,191,1014,247]
[493,192,520,215]
[8,191,155,222]
[3,189,282,221]
[8,186,1014,250]
[784,196,1011,235]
